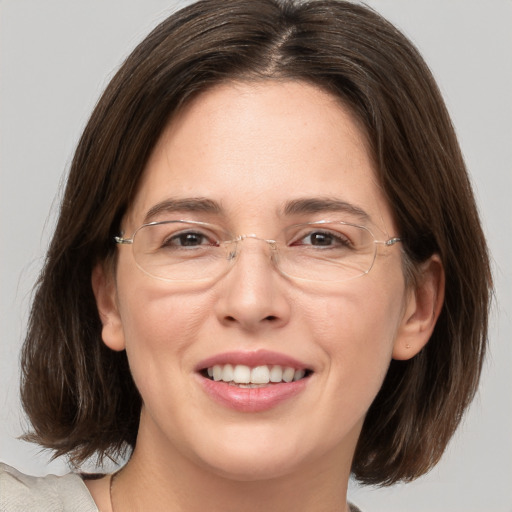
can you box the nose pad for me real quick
[227,247,237,261]
[227,235,277,268]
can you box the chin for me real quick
[201,450,307,482]
[187,425,336,482]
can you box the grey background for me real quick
[1,1,511,510]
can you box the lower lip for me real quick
[199,376,309,412]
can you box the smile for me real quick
[196,351,313,412]
[204,364,310,387]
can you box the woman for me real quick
[0,1,493,511]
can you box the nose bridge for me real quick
[215,232,289,330]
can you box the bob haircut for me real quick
[21,0,491,486]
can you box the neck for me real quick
[111,419,357,512]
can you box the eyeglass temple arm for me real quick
[114,236,134,245]
[383,237,401,246]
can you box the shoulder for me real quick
[0,463,99,512]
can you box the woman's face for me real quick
[99,81,417,480]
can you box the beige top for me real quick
[0,463,99,512]
[0,462,362,512]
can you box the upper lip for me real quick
[195,349,311,372]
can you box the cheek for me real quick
[115,279,211,389]
[307,275,405,399]
[306,274,403,344]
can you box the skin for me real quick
[90,81,444,512]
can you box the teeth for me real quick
[282,367,295,383]
[293,369,305,381]
[222,364,234,382]
[212,365,223,381]
[205,364,308,385]
[251,365,270,384]
[233,364,251,384]
[269,365,283,382]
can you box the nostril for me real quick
[224,314,278,324]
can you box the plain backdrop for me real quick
[1,1,511,511]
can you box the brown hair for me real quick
[21,0,491,485]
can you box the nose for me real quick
[214,236,291,331]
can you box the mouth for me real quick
[200,364,313,388]
[196,350,313,412]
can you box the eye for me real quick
[162,230,218,248]
[293,230,352,248]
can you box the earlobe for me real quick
[393,255,445,360]
[91,263,126,351]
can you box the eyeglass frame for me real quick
[114,219,402,283]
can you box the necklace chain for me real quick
[109,471,118,512]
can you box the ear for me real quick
[393,254,445,360]
[91,263,126,351]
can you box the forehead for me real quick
[127,80,395,233]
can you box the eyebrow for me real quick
[143,196,370,224]
[143,197,222,223]
[282,197,370,222]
